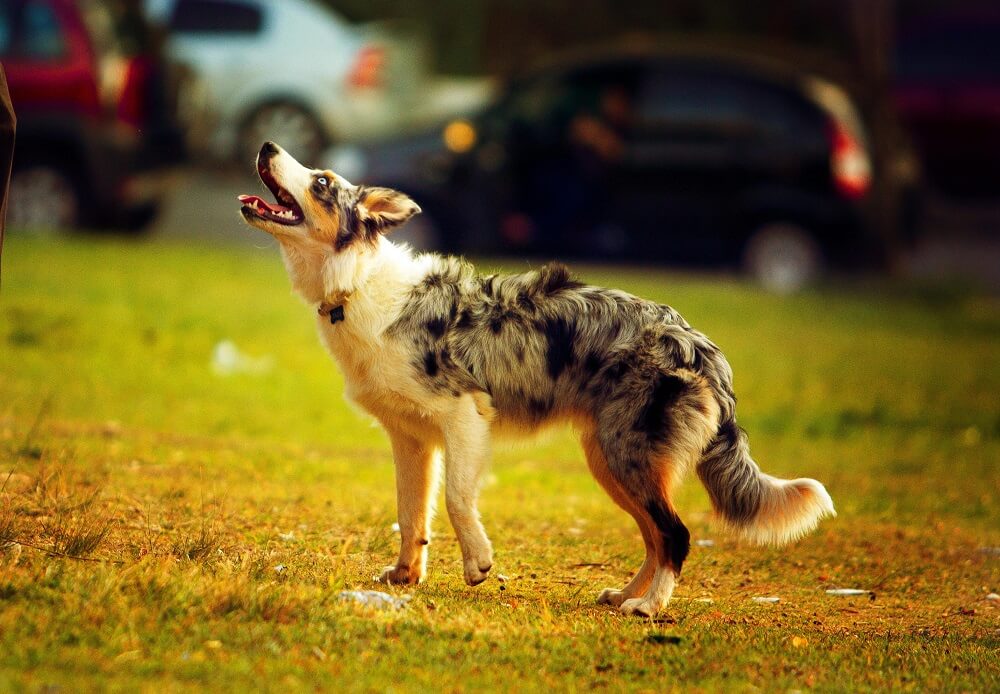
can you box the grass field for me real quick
[1,234,998,692]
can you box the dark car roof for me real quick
[504,42,837,98]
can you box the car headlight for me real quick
[443,120,477,154]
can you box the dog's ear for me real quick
[355,186,421,233]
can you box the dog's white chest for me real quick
[318,318,425,415]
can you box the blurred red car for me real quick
[1,0,183,230]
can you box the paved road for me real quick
[150,167,1000,290]
[150,168,258,246]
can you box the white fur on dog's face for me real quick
[239,142,420,302]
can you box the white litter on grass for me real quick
[986,593,999,601]
[752,596,781,603]
[391,522,400,533]
[278,531,295,542]
[694,597,715,604]
[273,564,287,575]
[211,340,274,376]
[694,539,715,547]
[338,590,410,611]
[826,588,869,596]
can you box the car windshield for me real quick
[0,0,66,59]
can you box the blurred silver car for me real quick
[146,0,427,163]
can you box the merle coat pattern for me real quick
[239,142,835,616]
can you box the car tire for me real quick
[743,222,822,293]
[8,164,81,231]
[238,102,327,164]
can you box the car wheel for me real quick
[743,222,822,293]
[238,102,327,163]
[8,165,80,231]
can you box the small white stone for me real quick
[826,588,868,596]
[752,596,780,603]
[986,592,999,601]
[337,590,410,610]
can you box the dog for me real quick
[238,141,835,616]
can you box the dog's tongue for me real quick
[237,194,291,213]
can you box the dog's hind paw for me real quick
[619,597,660,618]
[597,588,627,607]
[378,564,422,585]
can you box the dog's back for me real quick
[390,256,833,549]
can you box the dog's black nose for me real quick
[260,141,279,157]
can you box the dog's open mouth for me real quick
[239,163,304,226]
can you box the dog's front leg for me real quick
[443,395,494,586]
[379,430,440,585]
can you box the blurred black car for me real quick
[2,0,184,231]
[894,7,1000,200]
[345,47,918,290]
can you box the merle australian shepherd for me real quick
[238,142,835,616]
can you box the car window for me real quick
[170,0,264,35]
[0,7,9,53]
[638,67,813,137]
[501,75,564,126]
[0,0,66,59]
[494,63,642,140]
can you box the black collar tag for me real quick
[318,303,345,324]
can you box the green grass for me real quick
[1,235,998,692]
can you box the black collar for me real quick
[318,303,345,324]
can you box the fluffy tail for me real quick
[696,419,835,545]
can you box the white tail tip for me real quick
[736,476,836,546]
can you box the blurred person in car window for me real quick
[530,78,634,252]
[569,84,633,167]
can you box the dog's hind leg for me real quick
[594,445,689,617]
[595,371,719,616]
[617,485,688,617]
[581,430,657,607]
[442,393,494,586]
[380,429,441,585]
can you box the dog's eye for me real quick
[317,176,328,186]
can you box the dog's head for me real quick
[239,141,420,301]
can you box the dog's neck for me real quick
[292,237,427,329]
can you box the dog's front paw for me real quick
[463,558,492,586]
[597,588,627,607]
[619,597,660,618]
[378,564,422,585]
